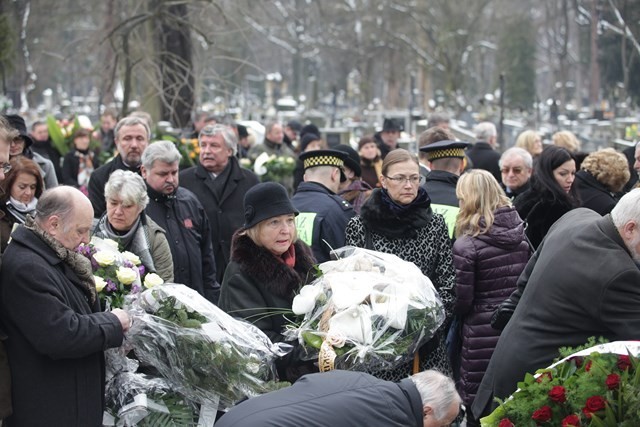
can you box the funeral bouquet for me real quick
[77,237,164,309]
[482,341,640,427]
[286,246,445,372]
[253,152,296,182]
[125,284,289,409]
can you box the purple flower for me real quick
[123,260,134,269]
[131,284,141,293]
[90,258,99,271]
[106,279,117,292]
[138,265,146,276]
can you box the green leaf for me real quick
[46,115,69,155]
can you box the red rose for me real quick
[498,419,514,427]
[606,373,621,390]
[561,414,581,426]
[582,395,607,418]
[617,355,632,371]
[536,371,553,383]
[531,405,553,422]
[549,385,567,403]
[585,360,592,372]
[571,356,584,368]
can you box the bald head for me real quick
[36,186,94,250]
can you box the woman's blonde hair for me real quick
[552,130,581,152]
[455,169,511,238]
[515,130,540,156]
[580,148,630,193]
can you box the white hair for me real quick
[141,140,181,170]
[474,122,497,141]
[500,147,533,169]
[410,370,460,421]
[104,170,149,209]
[611,188,640,227]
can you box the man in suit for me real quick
[180,124,259,283]
[473,189,640,420]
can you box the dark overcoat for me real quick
[574,169,620,216]
[216,370,424,427]
[180,158,259,283]
[0,227,124,426]
[472,209,640,419]
[466,142,501,182]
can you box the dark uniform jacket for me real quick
[145,186,220,304]
[472,209,640,419]
[88,155,140,218]
[180,158,259,283]
[0,227,124,426]
[216,370,425,427]
[291,181,355,263]
[467,142,501,182]
[423,170,460,238]
[219,234,316,381]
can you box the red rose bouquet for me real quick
[481,341,640,426]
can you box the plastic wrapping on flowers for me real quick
[124,284,291,410]
[285,246,445,372]
[481,341,640,427]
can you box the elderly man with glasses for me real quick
[499,147,533,200]
[180,124,259,283]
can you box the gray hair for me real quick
[104,170,149,209]
[141,140,182,170]
[199,124,238,156]
[426,112,450,129]
[500,147,533,169]
[410,370,460,421]
[612,188,640,228]
[35,186,78,230]
[474,122,497,141]
[115,116,151,141]
[265,121,281,135]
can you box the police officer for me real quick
[291,149,355,263]
[419,139,470,238]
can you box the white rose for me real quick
[143,273,164,289]
[121,251,141,266]
[93,251,116,267]
[94,276,107,292]
[102,239,120,251]
[291,285,323,315]
[116,266,138,285]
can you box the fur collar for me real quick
[230,232,316,299]
[360,188,432,239]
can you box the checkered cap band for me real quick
[426,148,466,161]
[303,155,345,170]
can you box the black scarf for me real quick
[359,187,433,239]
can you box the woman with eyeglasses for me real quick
[0,157,44,253]
[344,148,456,380]
[513,145,580,249]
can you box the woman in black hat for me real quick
[219,182,317,382]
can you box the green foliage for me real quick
[496,14,536,109]
[557,337,610,360]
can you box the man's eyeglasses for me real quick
[501,167,524,174]
[385,175,421,185]
[1,163,11,174]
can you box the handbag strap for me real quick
[364,226,374,250]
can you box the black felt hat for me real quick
[382,118,403,132]
[333,144,361,177]
[299,133,321,152]
[243,182,298,229]
[3,114,33,147]
[299,149,348,182]
[419,140,470,161]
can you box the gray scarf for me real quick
[93,213,157,274]
[24,216,96,304]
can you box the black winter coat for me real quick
[145,186,220,304]
[88,155,141,218]
[452,206,530,407]
[514,188,576,250]
[291,181,355,263]
[180,158,259,283]
[473,210,640,419]
[0,227,124,426]
[216,370,424,427]
[219,234,316,381]
[466,142,501,182]
[61,148,100,188]
[574,169,620,215]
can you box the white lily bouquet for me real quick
[124,284,291,410]
[286,247,445,372]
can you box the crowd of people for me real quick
[1,108,640,427]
